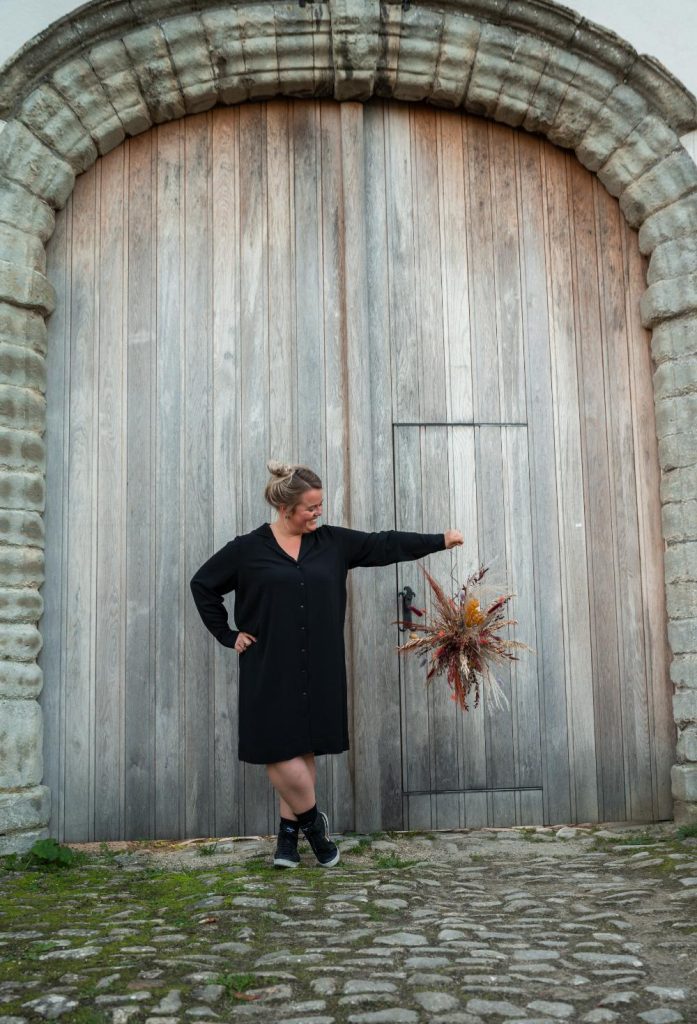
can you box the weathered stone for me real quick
[0,469,45,511]
[527,1000,575,1019]
[199,10,247,105]
[0,824,48,854]
[161,15,219,114]
[672,763,697,801]
[0,121,75,210]
[670,653,697,687]
[576,83,647,172]
[413,991,460,1012]
[346,1011,418,1024]
[640,192,697,255]
[583,1011,619,1024]
[572,952,643,967]
[274,2,332,97]
[21,995,78,1019]
[0,302,48,355]
[643,988,688,1002]
[19,84,97,175]
[344,981,398,994]
[466,23,518,119]
[0,622,43,661]
[620,149,697,228]
[373,931,429,946]
[88,39,152,137]
[51,56,126,155]
[0,658,42,698]
[674,798,697,824]
[0,583,43,625]
[669,618,697,655]
[0,425,45,469]
[659,431,697,472]
[663,498,697,542]
[331,0,381,101]
[0,546,44,587]
[651,314,697,365]
[391,6,445,104]
[666,579,697,618]
[661,465,697,505]
[0,698,43,787]
[0,784,50,833]
[0,225,46,274]
[547,56,615,149]
[648,235,697,286]
[466,999,524,1018]
[496,33,550,130]
[673,690,697,726]
[0,260,55,316]
[429,13,481,109]
[123,25,186,124]
[641,272,697,328]
[597,115,680,198]
[0,344,45,391]
[638,1011,685,1024]
[0,385,45,431]
[0,179,54,245]
[654,358,697,404]
[676,725,697,762]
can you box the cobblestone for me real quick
[0,824,695,1024]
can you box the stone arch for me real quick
[1,0,697,850]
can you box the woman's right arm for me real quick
[190,539,241,648]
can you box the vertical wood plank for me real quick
[63,166,97,841]
[154,120,185,839]
[211,107,242,836]
[94,145,126,840]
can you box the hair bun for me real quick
[267,459,294,479]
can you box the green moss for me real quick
[371,853,419,869]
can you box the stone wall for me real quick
[1,0,697,851]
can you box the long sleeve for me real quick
[190,539,240,648]
[329,525,446,570]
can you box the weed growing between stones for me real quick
[371,853,420,869]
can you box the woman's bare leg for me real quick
[266,753,316,820]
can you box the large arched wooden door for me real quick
[41,99,673,841]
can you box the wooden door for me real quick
[41,98,673,841]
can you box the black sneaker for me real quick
[273,824,300,869]
[300,810,340,867]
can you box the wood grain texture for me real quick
[41,100,672,839]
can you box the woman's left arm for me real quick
[329,525,463,569]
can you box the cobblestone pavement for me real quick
[1,824,696,1024]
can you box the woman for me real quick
[190,460,463,869]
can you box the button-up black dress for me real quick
[190,522,446,764]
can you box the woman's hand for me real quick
[444,529,464,549]
[235,632,257,654]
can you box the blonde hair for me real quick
[264,460,322,512]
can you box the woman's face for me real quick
[284,488,324,533]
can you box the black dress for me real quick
[190,522,446,764]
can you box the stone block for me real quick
[674,689,697,724]
[495,33,549,130]
[274,3,331,97]
[668,618,697,655]
[576,83,647,173]
[331,0,380,98]
[639,193,697,255]
[0,259,55,316]
[19,84,97,176]
[626,55,697,137]
[655,393,697,440]
[430,13,481,108]
[0,344,46,392]
[0,659,43,698]
[162,14,219,114]
[465,23,517,119]
[651,313,697,365]
[0,784,50,834]
[658,430,697,473]
[647,235,697,286]
[0,698,43,788]
[52,56,126,156]
[597,115,680,199]
[0,424,46,470]
[571,21,636,78]
[546,57,616,150]
[0,178,55,245]
[237,5,281,101]
[671,654,697,688]
[673,799,697,825]
[677,725,697,762]
[504,0,581,43]
[0,469,46,512]
[620,149,697,229]
[88,39,152,137]
[0,826,49,856]
[0,224,46,274]
[0,303,48,357]
[0,623,43,662]
[661,464,697,504]
[0,121,75,210]
[392,6,444,104]
[0,384,46,431]
[671,763,697,801]
[663,502,697,544]
[653,357,697,403]
[0,545,44,586]
[523,46,581,140]
[123,24,187,124]
[200,10,247,105]
[0,585,43,625]
[664,542,697,584]
[0,508,44,548]
[375,1,404,97]
[641,272,697,328]
[666,579,697,619]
